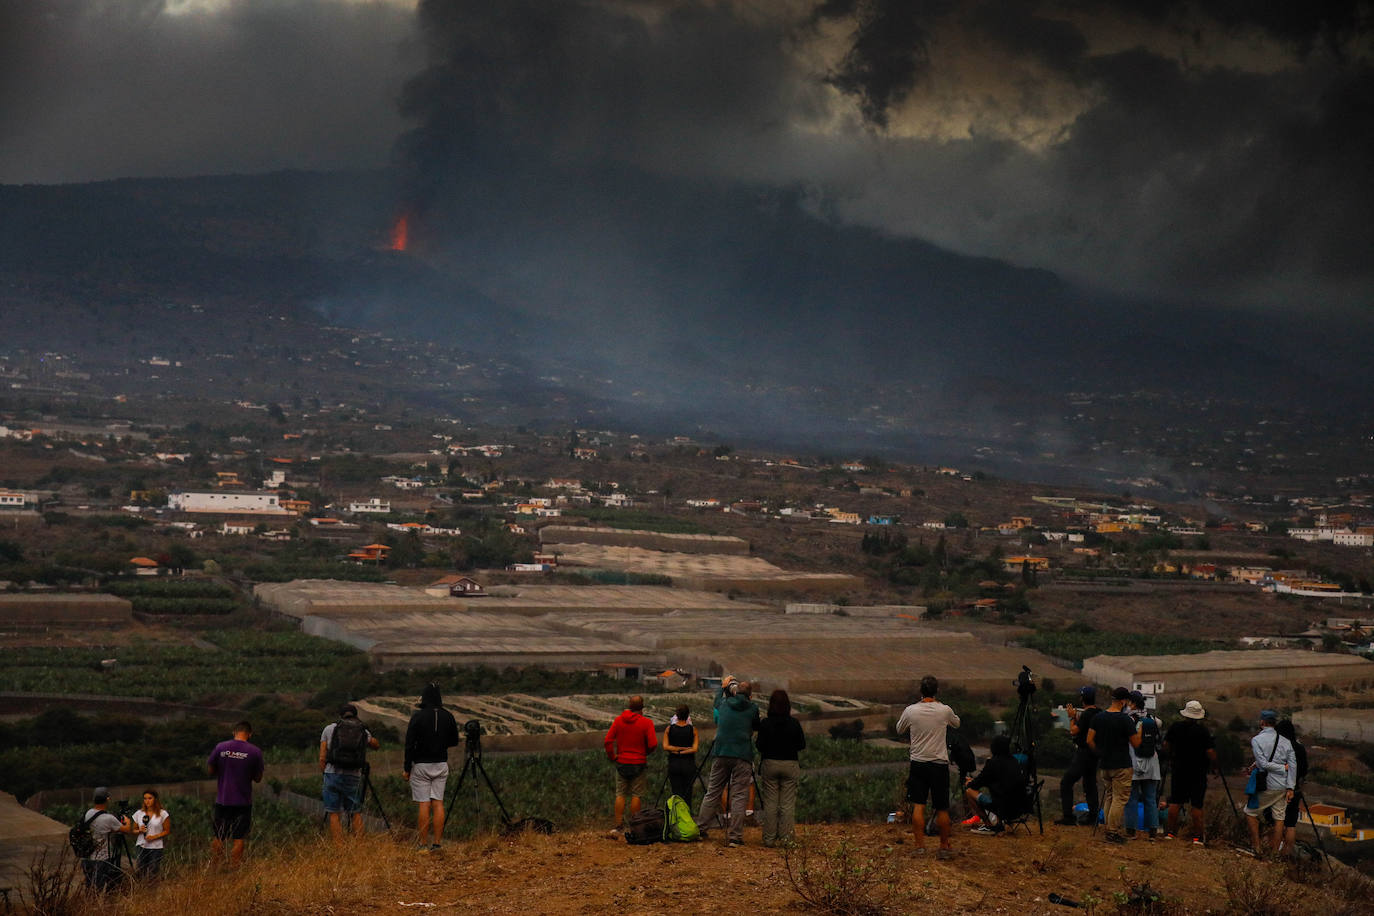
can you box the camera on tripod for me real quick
[464,718,484,755]
[1014,665,1036,699]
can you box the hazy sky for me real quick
[3,0,1371,311]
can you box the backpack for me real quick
[624,808,665,845]
[947,726,976,775]
[327,717,369,770]
[1136,716,1159,759]
[69,810,101,859]
[663,795,700,842]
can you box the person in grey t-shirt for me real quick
[894,675,960,858]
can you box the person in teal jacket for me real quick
[694,675,760,847]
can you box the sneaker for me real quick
[1192,837,1204,846]
[1104,832,1126,845]
[971,826,998,836]
[960,815,982,827]
[1125,828,1136,838]
[986,812,999,827]
[727,840,744,848]
[415,845,432,855]
[1163,833,1176,840]
[606,826,622,838]
[429,844,442,852]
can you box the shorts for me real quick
[1168,770,1207,808]
[322,771,362,814]
[976,791,994,808]
[409,761,449,803]
[906,760,950,811]
[1245,787,1287,820]
[1283,793,1301,828]
[615,762,647,799]
[212,803,252,841]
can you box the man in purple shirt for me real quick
[207,720,264,866]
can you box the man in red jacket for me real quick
[604,695,657,834]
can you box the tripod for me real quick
[360,763,392,830]
[444,725,516,831]
[653,735,716,807]
[1007,666,1044,834]
[320,763,392,833]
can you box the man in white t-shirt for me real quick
[894,675,961,859]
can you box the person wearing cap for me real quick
[1057,685,1100,826]
[404,683,460,851]
[1163,700,1217,843]
[319,703,381,840]
[1123,690,1162,839]
[1245,709,1296,857]
[80,787,134,890]
[1087,687,1142,844]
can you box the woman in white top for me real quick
[134,789,171,876]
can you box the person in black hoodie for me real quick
[404,683,460,851]
[756,689,807,847]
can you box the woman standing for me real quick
[756,689,806,847]
[134,789,171,876]
[663,704,699,805]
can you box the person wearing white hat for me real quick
[1162,700,1217,843]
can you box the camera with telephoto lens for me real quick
[726,679,740,696]
[1014,665,1037,699]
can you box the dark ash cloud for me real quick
[0,0,417,184]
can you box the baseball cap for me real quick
[93,787,110,803]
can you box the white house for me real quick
[348,498,391,514]
[169,491,292,515]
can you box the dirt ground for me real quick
[76,820,1371,916]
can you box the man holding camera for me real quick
[1057,686,1100,826]
[319,703,380,840]
[78,787,135,890]
[895,674,961,859]
[404,683,460,852]
[604,694,658,835]
[695,675,761,847]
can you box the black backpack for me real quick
[69,810,100,858]
[327,717,369,770]
[624,808,665,845]
[947,726,976,775]
[1137,716,1160,759]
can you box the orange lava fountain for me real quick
[390,214,409,252]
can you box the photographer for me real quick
[404,684,460,852]
[79,787,135,891]
[962,735,1023,834]
[319,703,380,840]
[1057,686,1100,827]
[604,695,658,836]
[694,675,760,848]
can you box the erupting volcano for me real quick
[389,214,409,252]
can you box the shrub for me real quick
[783,836,903,916]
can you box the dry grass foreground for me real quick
[41,821,1374,916]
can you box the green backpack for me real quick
[663,794,700,842]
